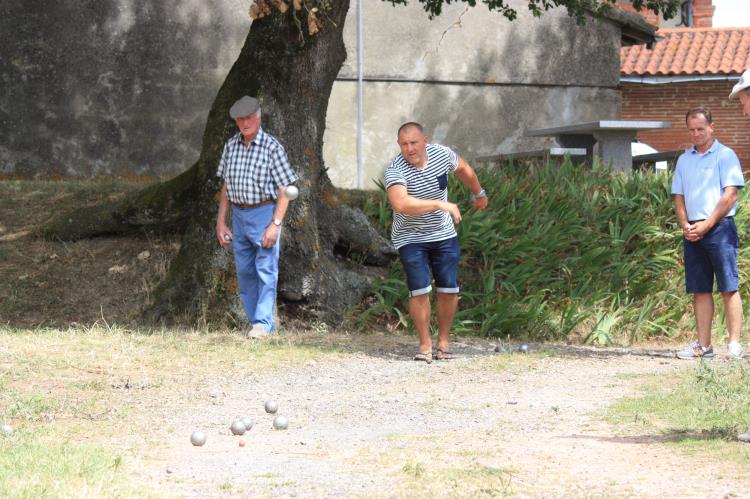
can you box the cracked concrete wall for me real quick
[2,0,623,183]
[325,1,623,188]
[0,0,249,178]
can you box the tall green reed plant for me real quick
[357,159,749,343]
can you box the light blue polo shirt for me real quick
[671,139,744,221]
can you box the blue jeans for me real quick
[684,217,739,293]
[398,237,460,297]
[232,203,279,331]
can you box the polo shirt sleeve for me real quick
[269,144,298,187]
[718,148,745,189]
[671,156,684,195]
[384,161,405,188]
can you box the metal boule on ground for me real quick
[190,431,206,446]
[265,400,278,414]
[273,415,288,430]
[242,417,254,431]
[230,420,246,435]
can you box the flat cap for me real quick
[729,69,750,99]
[229,96,260,118]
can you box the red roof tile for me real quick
[621,27,750,76]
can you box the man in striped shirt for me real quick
[215,96,298,338]
[385,122,488,362]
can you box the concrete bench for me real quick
[474,147,587,168]
[525,120,673,172]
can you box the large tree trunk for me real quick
[44,0,396,325]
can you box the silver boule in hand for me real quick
[285,185,299,200]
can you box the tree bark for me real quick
[44,0,396,325]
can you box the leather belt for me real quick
[688,216,732,224]
[233,199,274,209]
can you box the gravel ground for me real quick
[129,340,750,498]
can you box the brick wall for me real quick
[692,0,715,28]
[622,80,750,170]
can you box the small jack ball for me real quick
[1,424,14,437]
[519,344,529,353]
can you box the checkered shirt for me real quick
[217,128,298,205]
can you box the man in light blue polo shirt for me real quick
[672,107,745,359]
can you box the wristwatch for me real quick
[272,218,282,226]
[470,189,487,202]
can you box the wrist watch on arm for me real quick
[470,189,487,202]
[272,218,282,227]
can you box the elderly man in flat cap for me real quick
[215,96,298,338]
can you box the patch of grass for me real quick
[7,393,59,421]
[459,351,544,373]
[0,430,148,498]
[606,361,750,466]
[361,431,518,496]
[399,460,516,497]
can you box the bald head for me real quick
[397,122,425,139]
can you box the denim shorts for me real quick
[398,237,460,297]
[684,217,739,293]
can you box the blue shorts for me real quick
[684,217,739,293]
[398,237,460,297]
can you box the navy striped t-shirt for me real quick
[384,143,459,249]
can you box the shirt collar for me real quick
[690,139,719,155]
[233,127,265,147]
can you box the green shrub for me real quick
[357,159,750,343]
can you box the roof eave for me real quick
[596,7,658,47]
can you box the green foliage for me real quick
[691,361,750,434]
[386,0,680,23]
[358,159,750,342]
[0,433,141,498]
[609,362,750,442]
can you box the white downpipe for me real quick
[356,0,364,189]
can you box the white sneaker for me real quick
[728,342,744,359]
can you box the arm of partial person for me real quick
[454,157,488,210]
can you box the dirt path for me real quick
[125,339,750,498]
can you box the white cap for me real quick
[729,68,750,99]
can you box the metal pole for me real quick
[356,0,364,189]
